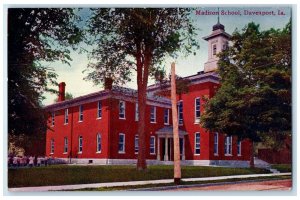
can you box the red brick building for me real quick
[45,22,252,167]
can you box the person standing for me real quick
[29,156,34,167]
[37,156,41,167]
[13,156,18,167]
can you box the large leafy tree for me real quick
[85,8,198,170]
[8,8,82,141]
[201,22,291,153]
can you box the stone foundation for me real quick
[51,158,250,168]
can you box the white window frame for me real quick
[178,100,183,125]
[64,108,69,124]
[51,112,55,126]
[134,134,139,154]
[63,137,68,154]
[150,136,156,155]
[96,133,101,153]
[194,132,200,155]
[164,109,169,125]
[79,105,83,122]
[214,132,219,155]
[78,136,83,153]
[135,103,139,121]
[119,101,126,119]
[150,106,156,123]
[50,139,54,154]
[118,133,125,154]
[97,101,102,119]
[195,97,201,123]
[224,136,232,156]
[237,140,242,156]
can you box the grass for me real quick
[69,175,292,191]
[271,164,292,173]
[8,165,270,188]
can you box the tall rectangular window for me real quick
[213,44,217,55]
[50,139,54,154]
[135,103,139,121]
[164,109,169,125]
[178,101,183,125]
[97,133,101,152]
[195,98,201,122]
[64,108,68,124]
[214,132,218,155]
[118,133,125,153]
[224,136,232,155]
[64,137,68,153]
[195,132,200,154]
[119,101,126,119]
[97,101,102,119]
[79,105,83,122]
[134,135,139,154]
[237,140,242,156]
[150,106,156,123]
[150,136,155,154]
[78,136,83,153]
[51,112,55,126]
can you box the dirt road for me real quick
[164,179,292,191]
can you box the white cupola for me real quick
[203,16,231,72]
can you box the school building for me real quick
[45,21,252,167]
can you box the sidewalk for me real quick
[8,172,291,192]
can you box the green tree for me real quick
[8,8,82,140]
[201,22,291,161]
[85,8,199,170]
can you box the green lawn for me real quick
[271,164,292,173]
[8,165,269,188]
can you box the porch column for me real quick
[157,137,160,160]
[182,137,185,160]
[164,136,169,161]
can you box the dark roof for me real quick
[112,85,171,104]
[44,85,171,111]
[213,22,225,31]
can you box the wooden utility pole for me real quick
[171,62,181,184]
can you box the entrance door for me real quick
[160,138,184,161]
[161,138,172,161]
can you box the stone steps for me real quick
[254,157,280,173]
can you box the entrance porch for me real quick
[155,126,187,161]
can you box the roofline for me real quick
[147,71,220,93]
[44,72,219,112]
[202,31,231,41]
[44,89,110,111]
[44,88,172,112]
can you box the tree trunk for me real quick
[136,46,151,170]
[171,62,181,184]
[137,83,147,170]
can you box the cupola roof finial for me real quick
[217,7,220,24]
[212,8,225,31]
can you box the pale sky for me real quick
[42,6,291,105]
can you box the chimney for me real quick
[104,77,113,90]
[58,82,66,102]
